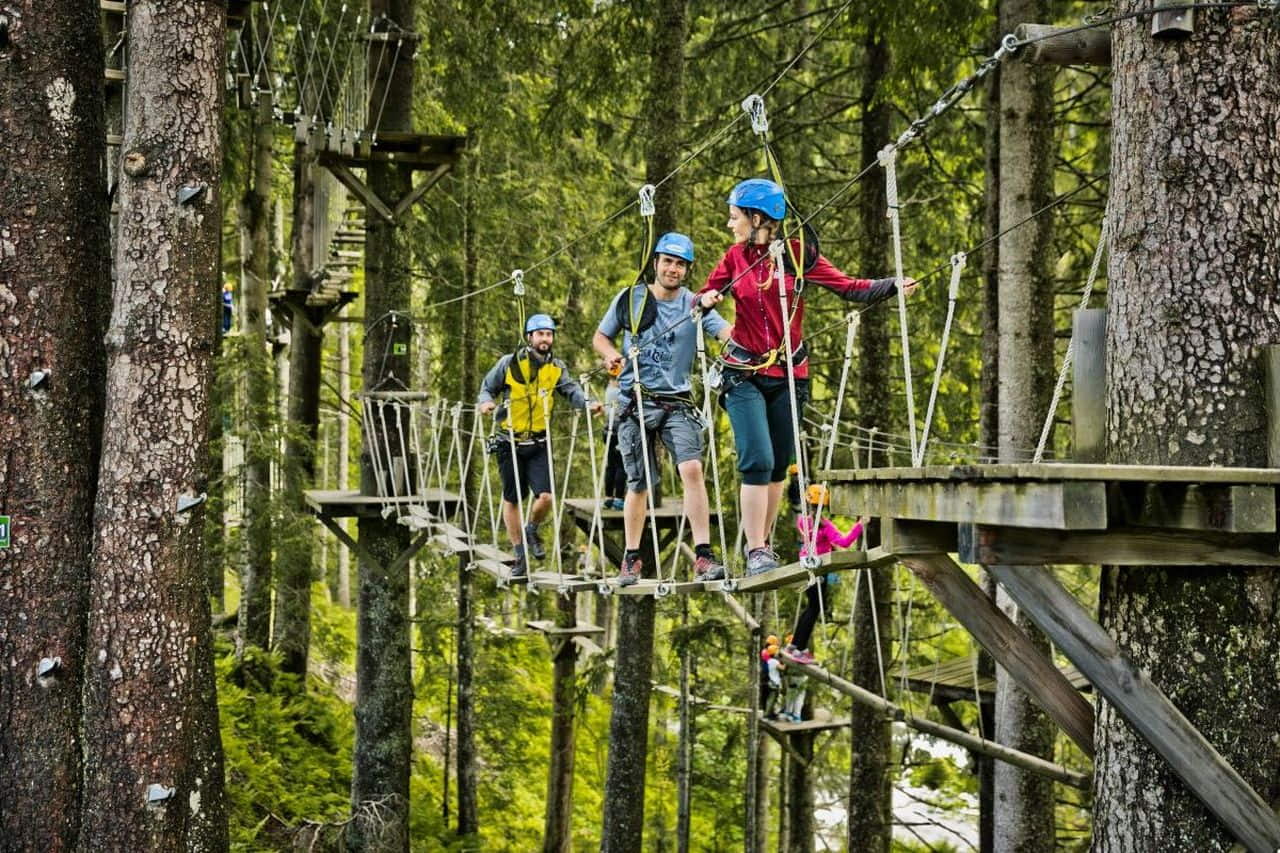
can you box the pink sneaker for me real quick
[787,647,815,665]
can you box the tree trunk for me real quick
[80,1,228,848]
[275,303,321,676]
[0,2,109,846]
[1095,5,1280,849]
[847,22,893,853]
[785,732,815,853]
[240,8,275,658]
[350,3,416,849]
[992,0,1058,848]
[542,593,579,853]
[978,25,1003,853]
[454,151,479,840]
[601,2,685,847]
[337,321,352,607]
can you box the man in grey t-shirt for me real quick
[593,232,733,585]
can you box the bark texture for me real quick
[350,3,417,849]
[1096,6,1280,850]
[0,1,109,847]
[80,1,228,849]
[993,0,1058,848]
[847,23,893,853]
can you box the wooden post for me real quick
[1262,345,1280,468]
[988,564,1280,852]
[1072,309,1107,462]
[898,555,1096,757]
[1015,23,1112,66]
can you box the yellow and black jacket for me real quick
[477,348,588,435]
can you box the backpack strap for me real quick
[612,283,659,339]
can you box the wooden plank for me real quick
[831,480,1109,530]
[100,0,126,12]
[725,549,894,594]
[573,636,604,657]
[1016,23,1112,66]
[897,554,1096,757]
[961,525,1280,567]
[528,573,599,593]
[989,564,1280,853]
[1072,308,1107,462]
[759,716,852,736]
[823,463,1280,485]
[903,655,1091,703]
[784,657,1091,789]
[1108,483,1276,533]
[429,535,471,555]
[471,559,527,586]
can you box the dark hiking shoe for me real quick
[524,523,546,559]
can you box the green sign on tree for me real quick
[393,343,408,356]
[0,516,9,549]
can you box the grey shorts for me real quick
[617,399,705,493]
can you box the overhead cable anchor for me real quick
[741,94,769,136]
[511,269,525,297]
[637,184,656,218]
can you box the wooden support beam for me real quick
[391,163,450,221]
[831,480,1108,530]
[1263,345,1280,467]
[1015,23,1112,66]
[782,656,1091,789]
[719,592,760,633]
[323,161,395,224]
[988,564,1280,853]
[1108,483,1275,533]
[897,554,1096,757]
[1072,308,1107,462]
[961,525,1280,567]
[882,519,957,555]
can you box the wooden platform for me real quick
[718,547,896,593]
[902,655,1090,703]
[824,463,1280,566]
[759,715,852,737]
[305,488,461,520]
[526,620,605,637]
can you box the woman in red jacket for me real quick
[697,178,915,575]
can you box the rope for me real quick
[629,348,664,588]
[878,144,920,464]
[1033,210,1110,463]
[915,252,965,467]
[866,567,889,699]
[580,374,611,576]
[503,412,531,571]
[695,322,730,572]
[540,391,565,576]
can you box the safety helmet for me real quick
[728,178,786,221]
[653,231,695,263]
[765,634,780,648]
[787,463,798,476]
[524,314,556,335]
[806,484,830,507]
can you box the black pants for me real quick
[791,576,829,651]
[603,430,627,500]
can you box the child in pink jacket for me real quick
[787,485,865,664]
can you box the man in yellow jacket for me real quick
[478,314,600,575]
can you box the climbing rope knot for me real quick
[511,269,525,297]
[451,401,462,426]
[879,145,900,212]
[637,184,656,218]
[949,253,967,300]
[655,582,673,599]
[741,94,769,136]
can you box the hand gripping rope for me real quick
[877,143,920,464]
[915,253,965,467]
[1033,208,1110,463]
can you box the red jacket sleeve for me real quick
[806,252,896,303]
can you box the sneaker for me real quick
[745,547,779,576]
[693,553,726,582]
[786,646,815,665]
[617,553,642,587]
[524,523,545,559]
[608,497,627,511]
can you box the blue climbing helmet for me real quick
[728,178,786,221]
[525,313,556,335]
[653,231,695,264]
